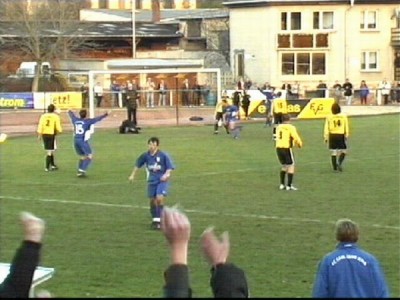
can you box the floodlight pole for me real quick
[132,0,136,58]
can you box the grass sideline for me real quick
[0,114,399,297]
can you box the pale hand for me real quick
[200,227,230,266]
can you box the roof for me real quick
[222,0,400,7]
[80,8,229,23]
[0,9,229,39]
[0,22,182,38]
[106,58,204,69]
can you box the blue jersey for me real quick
[312,242,390,298]
[68,111,108,141]
[225,105,239,122]
[136,150,175,184]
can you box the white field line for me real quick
[1,195,399,231]
[1,154,399,187]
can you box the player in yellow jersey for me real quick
[275,114,302,191]
[271,96,288,140]
[37,104,63,172]
[324,103,349,172]
[213,99,229,134]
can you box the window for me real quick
[277,33,328,48]
[98,0,108,9]
[281,12,301,30]
[282,53,295,74]
[293,34,313,48]
[361,51,378,70]
[163,0,174,9]
[278,34,291,48]
[282,53,326,75]
[315,33,328,47]
[360,11,377,29]
[235,51,245,78]
[313,12,334,30]
[312,53,326,74]
[297,53,310,74]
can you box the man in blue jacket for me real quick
[312,218,390,298]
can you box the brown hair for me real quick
[335,219,359,243]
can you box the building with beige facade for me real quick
[224,0,400,96]
[88,0,197,10]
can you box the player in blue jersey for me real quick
[67,109,110,178]
[224,104,241,139]
[128,137,175,230]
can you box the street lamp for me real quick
[131,0,136,58]
[174,74,186,126]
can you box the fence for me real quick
[0,87,399,111]
[85,88,219,109]
[279,87,400,106]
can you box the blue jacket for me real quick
[312,242,389,298]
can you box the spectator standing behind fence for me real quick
[192,79,202,106]
[378,78,391,105]
[332,80,342,104]
[395,81,400,103]
[342,78,353,106]
[281,82,292,100]
[241,90,251,120]
[291,81,300,99]
[237,76,245,92]
[126,83,139,126]
[359,80,369,105]
[182,78,191,107]
[312,218,390,298]
[110,80,121,107]
[202,79,211,105]
[145,77,156,108]
[316,80,328,98]
[94,82,103,108]
[80,82,89,107]
[158,79,168,106]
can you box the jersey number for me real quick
[333,120,342,127]
[74,124,85,135]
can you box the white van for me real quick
[16,61,51,78]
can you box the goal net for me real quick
[86,68,221,117]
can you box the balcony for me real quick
[391,28,400,47]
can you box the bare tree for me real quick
[0,0,91,91]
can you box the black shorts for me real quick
[42,134,56,151]
[328,134,347,150]
[215,112,224,121]
[276,147,294,165]
[273,113,283,125]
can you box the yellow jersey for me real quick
[37,112,62,135]
[272,98,288,114]
[324,113,349,140]
[275,123,302,149]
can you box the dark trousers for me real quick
[127,107,137,126]
[95,96,102,107]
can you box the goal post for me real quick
[87,68,221,118]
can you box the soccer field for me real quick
[0,114,399,297]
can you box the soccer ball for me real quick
[217,119,223,127]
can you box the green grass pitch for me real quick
[0,114,399,297]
